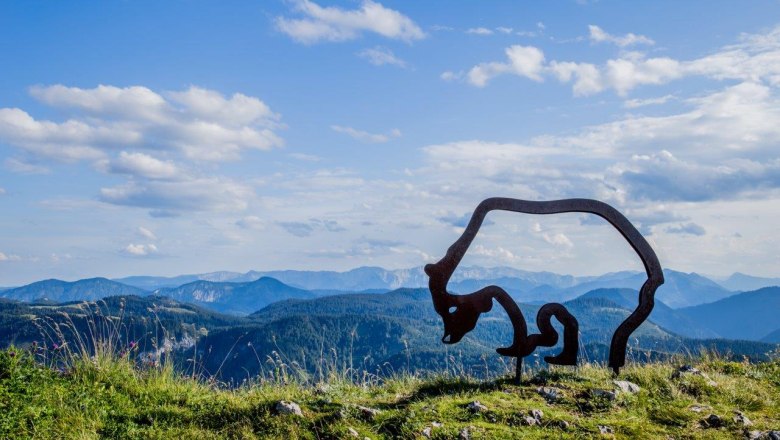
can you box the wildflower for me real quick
[52,343,60,350]
[129,341,137,349]
[9,351,16,357]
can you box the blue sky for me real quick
[2,0,780,285]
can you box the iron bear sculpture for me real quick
[425,197,664,381]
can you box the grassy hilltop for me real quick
[1,347,778,439]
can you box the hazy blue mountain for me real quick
[115,266,585,292]
[19,266,742,312]
[540,270,734,308]
[0,278,148,302]
[114,271,247,290]
[679,287,780,341]
[154,277,316,315]
[575,288,719,338]
[716,272,780,292]
[762,328,780,343]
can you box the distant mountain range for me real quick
[112,266,762,309]
[0,278,147,302]
[2,266,778,344]
[715,272,780,292]
[679,287,780,341]
[0,285,776,383]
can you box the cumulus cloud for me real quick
[331,125,401,143]
[357,46,408,68]
[615,150,780,202]
[0,85,283,162]
[419,80,780,207]
[0,84,282,215]
[467,45,546,87]
[588,25,655,47]
[122,243,158,257]
[276,0,425,44]
[101,151,183,180]
[450,25,780,96]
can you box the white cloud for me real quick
[466,27,493,36]
[605,55,682,95]
[472,244,518,262]
[467,45,546,87]
[0,187,5,195]
[102,151,183,180]
[496,27,513,35]
[420,80,780,206]
[331,125,401,143]
[276,0,425,44]
[543,232,574,248]
[0,85,283,162]
[0,107,126,162]
[137,226,157,240]
[357,46,407,68]
[588,25,654,47]
[123,243,158,256]
[451,25,780,96]
[548,61,603,96]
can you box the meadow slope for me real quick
[1,348,778,439]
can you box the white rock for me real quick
[275,400,303,416]
[537,386,563,402]
[613,380,641,394]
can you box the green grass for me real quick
[0,347,778,439]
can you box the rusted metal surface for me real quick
[425,197,664,380]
